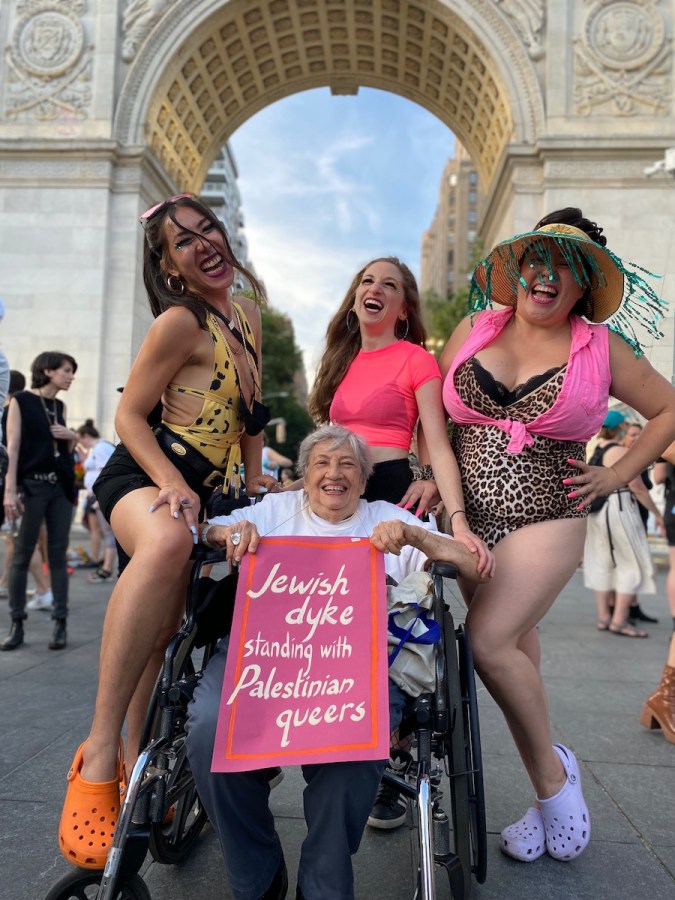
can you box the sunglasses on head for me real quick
[139,193,194,226]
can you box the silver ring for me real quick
[180,498,191,507]
[231,532,241,546]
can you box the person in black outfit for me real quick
[1,351,78,650]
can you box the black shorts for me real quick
[362,458,413,504]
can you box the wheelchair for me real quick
[44,553,486,900]
[382,561,487,900]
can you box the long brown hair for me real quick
[308,257,427,423]
[141,195,265,327]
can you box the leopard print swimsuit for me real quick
[452,358,587,549]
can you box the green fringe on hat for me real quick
[468,235,667,357]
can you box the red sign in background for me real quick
[211,536,390,771]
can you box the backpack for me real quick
[587,442,619,513]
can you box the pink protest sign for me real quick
[211,535,390,771]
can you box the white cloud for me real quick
[230,88,455,388]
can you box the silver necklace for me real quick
[38,392,60,458]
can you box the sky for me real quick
[229,87,455,388]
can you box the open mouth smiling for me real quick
[531,282,558,303]
[201,253,226,274]
[322,483,346,494]
[363,298,384,312]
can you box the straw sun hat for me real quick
[469,222,666,354]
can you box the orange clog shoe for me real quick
[58,738,124,869]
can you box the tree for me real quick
[423,239,484,359]
[258,303,314,464]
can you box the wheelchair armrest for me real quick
[428,561,459,580]
[190,545,228,564]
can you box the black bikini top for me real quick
[471,357,565,408]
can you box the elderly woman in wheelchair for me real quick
[185,424,489,900]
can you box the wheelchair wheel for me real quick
[457,625,487,885]
[43,868,151,900]
[146,635,209,864]
[148,735,207,864]
[443,611,472,899]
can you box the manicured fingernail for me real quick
[191,526,198,544]
[576,504,584,511]
[562,478,572,485]
[173,511,179,518]
[403,502,412,510]
[567,459,576,464]
[568,491,577,499]
[149,505,155,513]
[415,508,423,518]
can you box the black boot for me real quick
[48,619,67,650]
[629,604,658,624]
[0,621,24,651]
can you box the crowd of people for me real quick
[2,196,675,900]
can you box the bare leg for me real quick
[466,519,586,800]
[0,532,13,587]
[125,600,186,767]
[87,510,102,563]
[79,487,194,783]
[609,591,647,636]
[594,589,613,625]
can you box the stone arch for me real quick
[114,0,545,192]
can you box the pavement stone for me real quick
[0,528,673,900]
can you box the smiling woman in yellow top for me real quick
[58,195,279,871]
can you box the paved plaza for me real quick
[0,527,673,900]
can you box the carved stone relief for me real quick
[4,0,93,121]
[574,0,671,116]
[122,0,178,63]
[495,0,546,60]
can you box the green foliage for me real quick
[423,239,485,359]
[258,303,314,463]
[424,289,467,358]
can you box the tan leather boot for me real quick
[640,665,675,744]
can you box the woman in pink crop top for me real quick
[438,207,675,865]
[309,256,495,831]
[309,257,492,569]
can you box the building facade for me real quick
[199,143,254,293]
[420,144,483,301]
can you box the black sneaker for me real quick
[367,750,412,830]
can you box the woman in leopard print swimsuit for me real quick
[439,208,675,864]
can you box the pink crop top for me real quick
[442,309,611,453]
[330,341,441,449]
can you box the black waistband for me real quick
[153,425,225,489]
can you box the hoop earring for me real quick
[167,274,185,295]
[346,308,359,334]
[397,318,410,340]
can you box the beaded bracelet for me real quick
[412,464,434,482]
